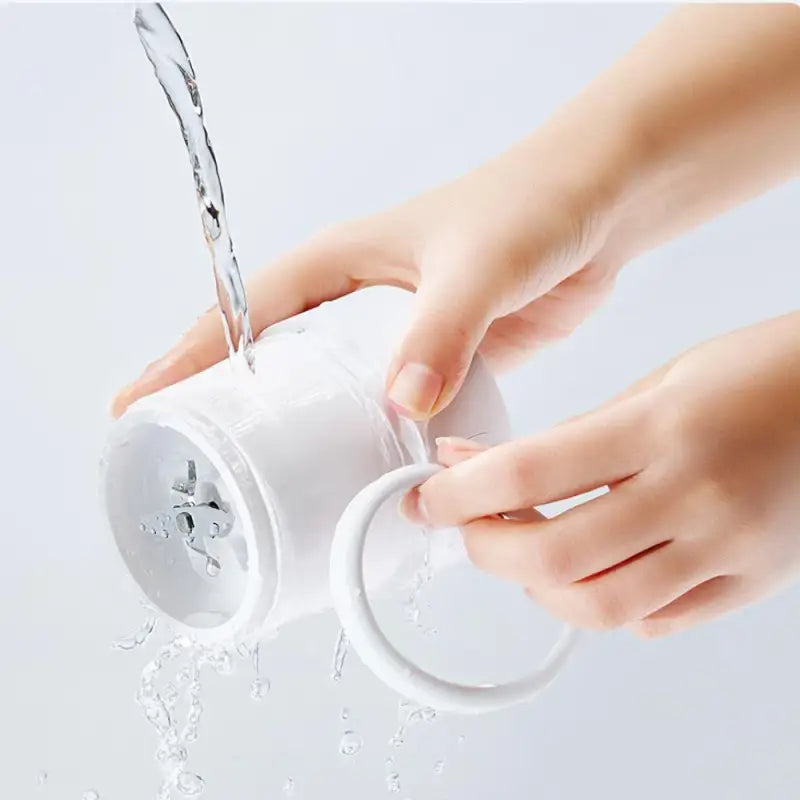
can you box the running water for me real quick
[133,3,255,372]
[135,635,237,798]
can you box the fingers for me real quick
[522,540,721,630]
[412,391,655,526]
[413,436,545,524]
[385,271,498,420]
[458,476,675,585]
[628,575,757,638]
[112,223,409,417]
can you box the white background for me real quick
[1,4,799,799]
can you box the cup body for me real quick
[101,287,510,642]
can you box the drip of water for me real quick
[384,758,401,794]
[36,771,48,787]
[433,760,445,775]
[338,730,363,757]
[249,641,270,701]
[250,677,270,701]
[133,3,255,372]
[340,707,350,720]
[331,628,349,682]
[389,701,437,749]
[403,528,434,630]
[282,777,296,797]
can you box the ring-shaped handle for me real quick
[330,462,582,715]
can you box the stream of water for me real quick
[134,3,255,372]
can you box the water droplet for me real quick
[340,707,349,720]
[339,730,363,756]
[36,771,47,787]
[163,683,179,709]
[433,760,445,775]
[282,777,295,796]
[331,629,348,681]
[209,522,220,536]
[250,677,270,701]
[82,791,100,800]
[212,650,232,674]
[457,734,466,745]
[111,615,158,650]
[205,557,220,577]
[386,772,401,793]
[175,771,204,796]
[166,746,188,770]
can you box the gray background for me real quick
[2,3,799,799]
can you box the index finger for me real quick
[417,391,656,526]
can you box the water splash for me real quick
[133,3,255,372]
[136,637,213,798]
[175,772,204,797]
[389,701,437,749]
[113,614,158,651]
[331,628,349,682]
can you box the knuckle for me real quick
[531,538,573,585]
[584,588,628,630]
[418,477,461,527]
[500,453,533,507]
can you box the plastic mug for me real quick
[101,287,578,713]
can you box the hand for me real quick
[112,5,800,421]
[403,313,800,637]
[112,125,630,420]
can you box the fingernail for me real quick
[399,487,430,526]
[388,363,443,419]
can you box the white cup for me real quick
[102,287,578,713]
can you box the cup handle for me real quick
[330,462,582,715]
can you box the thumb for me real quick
[386,274,496,420]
